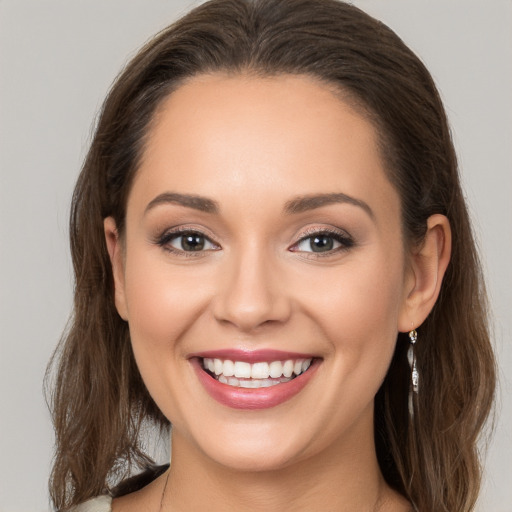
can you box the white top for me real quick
[71,495,112,512]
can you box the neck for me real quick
[164,409,401,512]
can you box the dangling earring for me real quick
[407,329,419,417]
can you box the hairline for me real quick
[122,69,409,249]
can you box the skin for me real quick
[105,74,451,511]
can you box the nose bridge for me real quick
[213,241,290,331]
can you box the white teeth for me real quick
[223,359,235,377]
[219,376,293,389]
[202,357,313,385]
[269,360,283,378]
[239,379,258,388]
[251,362,270,379]
[234,361,251,378]
[214,358,223,375]
[283,360,294,378]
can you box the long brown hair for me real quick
[47,0,496,510]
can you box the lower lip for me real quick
[192,358,319,410]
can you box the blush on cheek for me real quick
[128,292,190,349]
[124,258,215,354]
[314,270,401,360]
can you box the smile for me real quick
[191,350,320,410]
[202,358,313,388]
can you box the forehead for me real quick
[130,73,399,223]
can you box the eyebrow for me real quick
[284,193,374,219]
[145,192,219,214]
[144,191,373,219]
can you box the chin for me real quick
[178,416,313,473]
[203,442,307,473]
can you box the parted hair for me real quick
[47,0,496,510]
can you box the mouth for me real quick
[201,357,313,388]
[190,350,320,410]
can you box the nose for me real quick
[212,247,292,332]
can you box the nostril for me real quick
[210,263,292,331]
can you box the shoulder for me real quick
[70,495,112,512]
[68,464,167,512]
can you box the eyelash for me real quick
[155,226,354,258]
[290,227,355,257]
[156,227,220,257]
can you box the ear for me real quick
[398,214,452,332]
[104,217,128,321]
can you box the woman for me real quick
[48,0,496,510]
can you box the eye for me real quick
[159,230,219,253]
[292,230,354,254]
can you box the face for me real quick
[107,74,414,472]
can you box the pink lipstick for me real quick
[189,350,320,410]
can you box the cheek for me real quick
[301,249,405,362]
[122,249,212,358]
[121,249,217,423]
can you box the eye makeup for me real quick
[290,226,355,257]
[154,226,220,257]
[151,222,355,261]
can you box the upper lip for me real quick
[188,348,319,363]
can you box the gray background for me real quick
[0,1,510,510]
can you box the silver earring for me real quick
[407,329,419,417]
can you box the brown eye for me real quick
[309,235,335,252]
[160,230,218,253]
[176,233,206,251]
[293,230,354,254]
